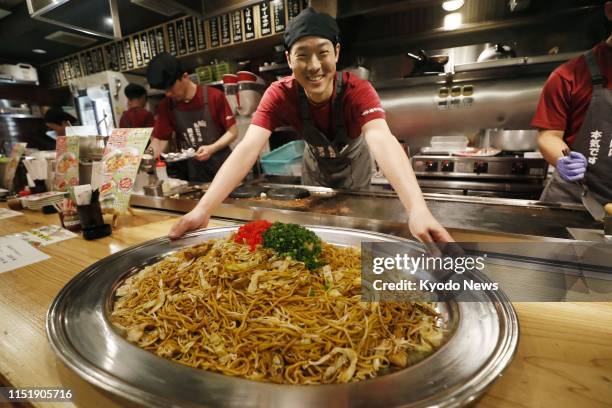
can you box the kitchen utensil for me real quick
[487,129,538,151]
[477,44,516,62]
[47,226,518,408]
[405,50,448,76]
[453,147,501,157]
[267,187,310,200]
[562,148,605,222]
[229,185,267,198]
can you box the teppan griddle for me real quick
[47,226,518,408]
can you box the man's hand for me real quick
[195,145,214,161]
[169,207,210,239]
[556,151,587,182]
[408,206,454,243]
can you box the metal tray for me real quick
[47,226,518,407]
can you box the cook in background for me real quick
[533,1,611,205]
[44,107,78,141]
[169,7,453,244]
[119,83,155,128]
[146,52,238,182]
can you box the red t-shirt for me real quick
[152,85,236,140]
[119,107,155,128]
[251,71,385,139]
[531,41,612,146]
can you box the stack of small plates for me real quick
[19,191,66,210]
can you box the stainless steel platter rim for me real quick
[47,226,519,408]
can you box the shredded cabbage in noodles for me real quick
[110,237,444,384]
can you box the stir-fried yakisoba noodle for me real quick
[110,235,444,384]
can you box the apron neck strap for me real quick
[297,72,345,126]
[584,50,604,87]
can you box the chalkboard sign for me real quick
[167,23,178,55]
[156,27,166,53]
[287,0,300,20]
[209,17,220,47]
[220,14,231,45]
[133,35,143,66]
[301,0,309,11]
[105,43,119,71]
[54,64,61,86]
[71,56,82,77]
[259,1,272,36]
[185,17,196,53]
[84,51,94,74]
[58,62,66,84]
[140,32,150,63]
[123,39,134,69]
[118,41,127,71]
[63,60,71,79]
[273,0,286,32]
[231,10,242,43]
[195,18,206,50]
[148,30,158,58]
[243,6,255,40]
[176,19,187,55]
[94,48,105,72]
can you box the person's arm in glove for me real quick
[537,130,587,181]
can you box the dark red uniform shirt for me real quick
[251,71,386,139]
[152,85,235,140]
[531,41,612,146]
[119,106,155,128]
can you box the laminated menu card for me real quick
[100,128,152,213]
[53,136,79,191]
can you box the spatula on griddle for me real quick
[562,148,605,222]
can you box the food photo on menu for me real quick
[0,1,611,408]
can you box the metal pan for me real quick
[47,226,518,407]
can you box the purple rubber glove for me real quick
[556,151,587,182]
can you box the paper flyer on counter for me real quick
[0,237,50,274]
[0,208,23,220]
[100,128,152,213]
[6,225,77,247]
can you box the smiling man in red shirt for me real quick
[169,7,452,244]
[533,2,612,205]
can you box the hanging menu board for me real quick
[287,0,300,20]
[148,30,158,58]
[105,43,119,71]
[195,18,206,50]
[209,17,220,47]
[273,0,286,32]
[83,51,93,74]
[176,19,187,55]
[133,35,143,66]
[156,27,166,53]
[167,23,178,55]
[231,10,243,43]
[259,1,272,36]
[185,17,196,53]
[220,14,231,45]
[62,60,71,79]
[59,62,67,84]
[96,48,106,72]
[243,6,255,40]
[301,0,308,10]
[118,41,127,71]
[123,39,134,69]
[140,32,150,63]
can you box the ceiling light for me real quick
[32,49,47,54]
[442,0,464,11]
[443,12,463,30]
[105,17,114,26]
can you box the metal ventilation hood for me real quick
[26,0,205,40]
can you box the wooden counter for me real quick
[0,205,611,408]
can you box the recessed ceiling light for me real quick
[442,0,465,11]
[32,49,47,54]
[443,12,463,30]
[105,17,113,26]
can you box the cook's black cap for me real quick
[44,107,76,125]
[147,52,185,90]
[124,83,147,100]
[284,7,340,51]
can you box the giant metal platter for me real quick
[47,226,519,407]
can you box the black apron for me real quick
[540,50,612,205]
[299,72,372,189]
[172,85,231,182]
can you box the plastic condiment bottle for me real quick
[155,160,168,181]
